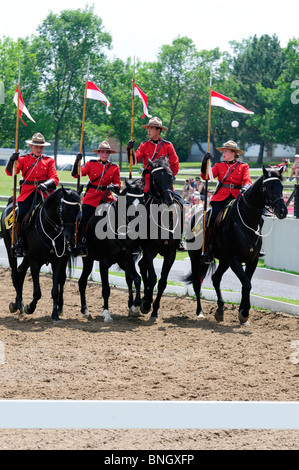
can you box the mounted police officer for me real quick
[200,140,252,263]
[126,116,185,249]
[5,132,59,257]
[72,140,121,256]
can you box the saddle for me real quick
[213,200,234,231]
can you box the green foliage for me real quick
[0,13,299,163]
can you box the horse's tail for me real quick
[183,262,215,285]
[67,254,75,279]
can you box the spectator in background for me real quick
[191,192,203,215]
[288,155,299,181]
[181,176,196,203]
[194,176,205,201]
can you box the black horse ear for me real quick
[262,165,268,178]
[148,159,154,169]
[125,179,129,188]
[77,185,84,195]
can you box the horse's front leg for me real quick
[9,256,28,318]
[50,260,66,323]
[212,259,229,322]
[78,257,94,319]
[151,249,176,319]
[126,264,142,318]
[99,262,113,322]
[229,257,252,324]
[24,262,42,316]
[188,250,210,318]
[139,252,156,314]
[238,256,259,324]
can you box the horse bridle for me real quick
[262,176,284,210]
[39,197,81,257]
[237,175,283,237]
[150,166,174,202]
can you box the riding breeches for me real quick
[208,195,234,228]
[17,192,42,223]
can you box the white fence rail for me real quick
[0,400,298,429]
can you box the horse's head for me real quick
[149,157,174,206]
[58,187,81,245]
[262,166,288,219]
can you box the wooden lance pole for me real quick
[75,59,89,247]
[129,56,136,180]
[202,65,213,254]
[11,62,21,250]
[78,57,90,191]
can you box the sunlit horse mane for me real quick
[43,186,81,208]
[151,157,173,176]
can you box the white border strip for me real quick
[0,400,298,429]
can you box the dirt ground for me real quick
[0,266,298,450]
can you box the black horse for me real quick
[0,187,81,323]
[187,166,288,324]
[77,183,142,322]
[135,157,183,320]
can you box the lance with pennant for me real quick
[78,57,90,191]
[75,58,89,248]
[129,56,135,180]
[202,65,213,255]
[11,62,21,251]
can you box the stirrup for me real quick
[12,242,23,258]
[200,250,214,264]
[177,240,186,252]
[74,244,88,257]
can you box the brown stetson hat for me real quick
[92,140,116,154]
[141,116,168,131]
[216,140,244,156]
[25,132,50,146]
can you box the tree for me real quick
[31,6,112,161]
[259,39,299,152]
[230,34,286,163]
[0,37,40,149]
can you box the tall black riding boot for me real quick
[200,227,214,264]
[13,221,24,258]
[75,223,88,257]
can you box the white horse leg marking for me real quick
[102,309,113,322]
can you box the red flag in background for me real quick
[134,83,152,118]
[211,90,254,114]
[13,85,36,126]
[86,81,111,114]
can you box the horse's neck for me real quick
[41,199,60,227]
[242,180,264,214]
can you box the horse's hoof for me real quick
[239,312,250,325]
[215,310,224,322]
[140,301,151,314]
[102,309,113,322]
[149,313,158,321]
[83,312,92,320]
[197,312,204,318]
[129,305,141,317]
[9,302,18,313]
[53,318,63,325]
[24,305,34,315]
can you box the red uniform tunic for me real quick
[201,160,252,202]
[134,138,180,193]
[5,153,59,202]
[73,159,121,208]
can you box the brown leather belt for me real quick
[22,180,45,186]
[221,183,242,190]
[89,184,107,190]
